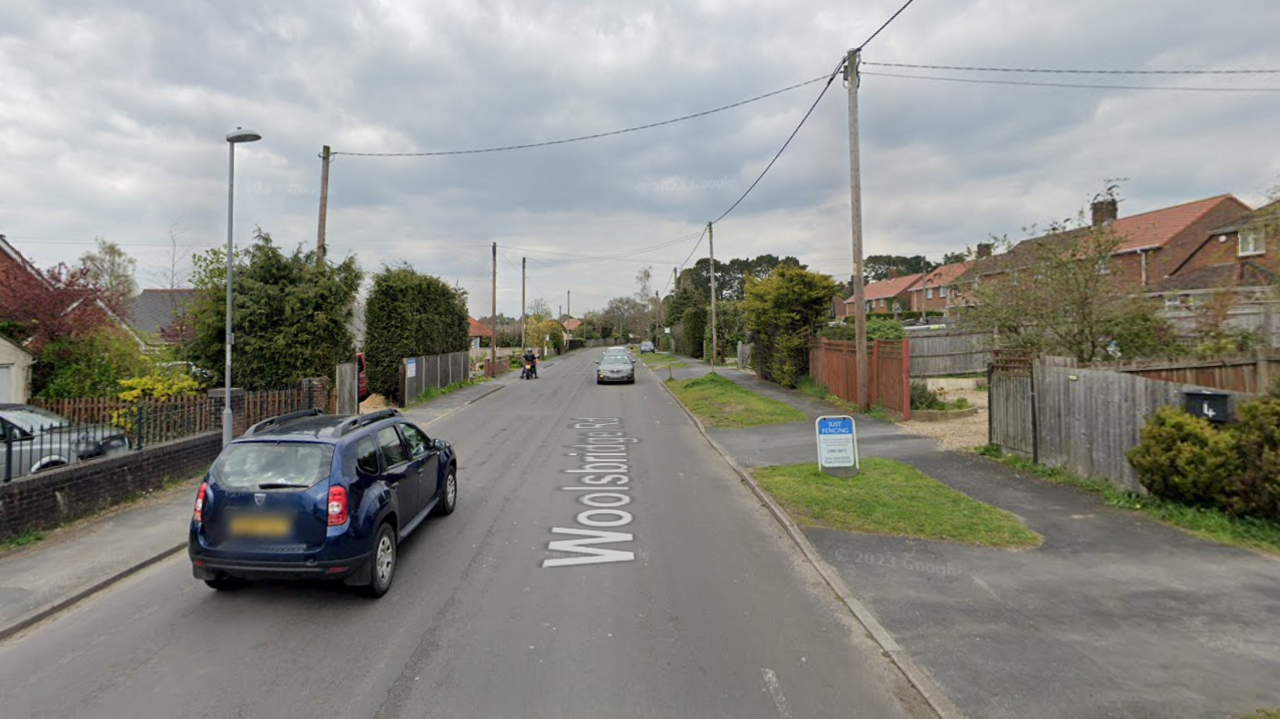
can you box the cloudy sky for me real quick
[2,0,1278,318]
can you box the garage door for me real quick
[0,365,12,403]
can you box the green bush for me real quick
[35,328,149,398]
[1232,397,1280,520]
[819,317,906,342]
[1128,407,1244,511]
[910,381,941,410]
[683,305,708,360]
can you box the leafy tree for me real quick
[364,263,469,402]
[676,254,805,302]
[183,229,362,391]
[34,327,148,399]
[956,213,1170,363]
[79,237,137,314]
[682,305,708,359]
[742,266,838,387]
[0,261,116,351]
[864,255,936,283]
[941,251,970,266]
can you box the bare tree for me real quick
[79,237,137,313]
[528,297,552,319]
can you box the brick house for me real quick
[468,316,494,349]
[846,272,924,315]
[953,194,1255,302]
[1151,200,1278,319]
[906,260,974,314]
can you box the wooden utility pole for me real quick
[846,49,869,409]
[491,242,497,374]
[521,257,527,349]
[316,145,331,266]
[708,221,717,373]
[567,290,571,319]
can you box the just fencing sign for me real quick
[815,415,859,477]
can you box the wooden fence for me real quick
[989,356,1257,491]
[1084,352,1278,395]
[737,342,754,370]
[808,338,911,420]
[905,329,991,377]
[400,351,471,404]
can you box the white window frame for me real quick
[925,287,934,299]
[1239,228,1265,257]
[940,286,949,298]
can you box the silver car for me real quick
[595,354,636,384]
[1,404,131,481]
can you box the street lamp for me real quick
[223,127,262,447]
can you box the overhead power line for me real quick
[858,0,919,50]
[711,55,847,225]
[861,71,1280,93]
[863,61,1280,75]
[331,76,829,158]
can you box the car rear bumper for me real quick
[189,547,372,583]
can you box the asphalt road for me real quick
[0,349,930,719]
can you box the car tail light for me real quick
[327,486,348,526]
[193,483,207,523]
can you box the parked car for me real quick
[0,404,131,481]
[639,341,656,354]
[596,354,636,384]
[355,352,371,401]
[188,408,457,597]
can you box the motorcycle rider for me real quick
[522,347,538,379]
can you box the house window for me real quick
[925,288,934,299]
[940,286,949,298]
[1239,229,1265,257]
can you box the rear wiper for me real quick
[257,482,308,489]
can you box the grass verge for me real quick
[1,529,46,551]
[666,374,806,428]
[976,445,1280,557]
[410,377,489,407]
[797,376,898,423]
[1237,711,1280,719]
[754,460,1041,548]
[640,352,687,369]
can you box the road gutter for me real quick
[649,364,968,719]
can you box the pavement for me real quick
[0,357,541,643]
[0,348,935,719]
[664,359,1280,719]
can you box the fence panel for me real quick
[808,339,910,418]
[875,340,911,420]
[400,351,474,403]
[1084,353,1279,395]
[988,351,1035,456]
[335,362,359,415]
[907,331,991,377]
[737,342,754,370]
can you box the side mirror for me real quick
[432,438,446,451]
[595,360,600,364]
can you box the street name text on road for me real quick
[543,418,638,567]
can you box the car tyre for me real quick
[437,467,458,516]
[205,575,247,591]
[362,523,397,598]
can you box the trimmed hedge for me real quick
[364,265,469,403]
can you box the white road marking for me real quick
[761,668,793,719]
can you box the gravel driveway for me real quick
[898,388,989,452]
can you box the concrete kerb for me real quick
[0,542,185,644]
[0,372,528,644]
[648,363,967,719]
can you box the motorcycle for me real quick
[522,359,538,379]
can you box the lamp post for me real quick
[223,127,262,447]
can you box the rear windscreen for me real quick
[212,443,334,489]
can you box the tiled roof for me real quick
[468,316,494,338]
[850,273,924,302]
[129,289,200,340]
[1111,195,1240,253]
[1210,199,1280,234]
[563,318,582,331]
[1152,261,1277,292]
[910,261,974,291]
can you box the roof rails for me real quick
[333,408,401,438]
[245,408,327,436]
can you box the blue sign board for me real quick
[815,415,859,475]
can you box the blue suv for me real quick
[188,409,457,597]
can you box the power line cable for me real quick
[857,0,919,50]
[331,76,829,158]
[665,225,709,294]
[711,55,847,226]
[861,71,1280,92]
[863,61,1280,75]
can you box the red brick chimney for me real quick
[976,243,993,260]
[888,269,900,279]
[1092,198,1119,227]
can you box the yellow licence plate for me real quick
[228,514,292,538]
